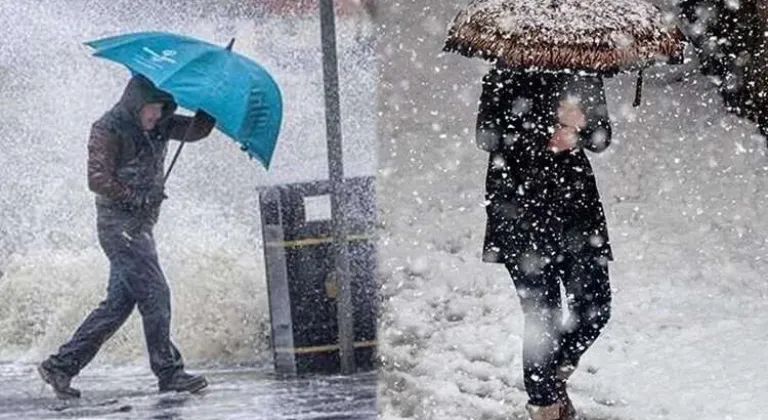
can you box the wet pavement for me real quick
[0,362,377,419]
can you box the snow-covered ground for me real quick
[376,2,768,419]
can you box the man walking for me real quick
[39,74,215,399]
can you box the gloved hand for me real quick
[125,186,168,211]
[195,109,216,126]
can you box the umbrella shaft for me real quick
[165,141,186,183]
[164,114,203,182]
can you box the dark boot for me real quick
[38,360,81,400]
[158,370,208,393]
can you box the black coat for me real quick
[477,67,613,266]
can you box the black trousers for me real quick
[506,255,611,406]
[46,207,184,381]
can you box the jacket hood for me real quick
[116,74,178,125]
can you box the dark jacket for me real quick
[477,67,613,265]
[87,75,214,225]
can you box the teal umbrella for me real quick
[85,31,283,169]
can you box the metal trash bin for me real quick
[259,176,377,375]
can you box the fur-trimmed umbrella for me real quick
[443,0,686,105]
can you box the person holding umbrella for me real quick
[38,32,282,400]
[444,1,684,419]
[38,73,216,399]
[479,66,614,420]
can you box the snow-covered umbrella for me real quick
[444,0,685,105]
[444,0,685,72]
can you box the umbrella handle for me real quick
[633,70,644,107]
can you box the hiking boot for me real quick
[38,360,81,400]
[526,402,565,420]
[158,371,208,393]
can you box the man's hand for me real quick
[145,186,168,206]
[169,110,216,142]
[194,109,216,131]
[125,186,167,211]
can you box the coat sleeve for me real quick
[87,124,132,201]
[562,76,612,153]
[476,70,506,152]
[168,110,216,142]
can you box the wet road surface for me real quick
[0,363,377,419]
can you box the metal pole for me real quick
[319,0,355,374]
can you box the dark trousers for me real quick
[506,255,611,406]
[47,208,183,380]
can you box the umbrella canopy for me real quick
[443,0,685,73]
[85,31,283,168]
